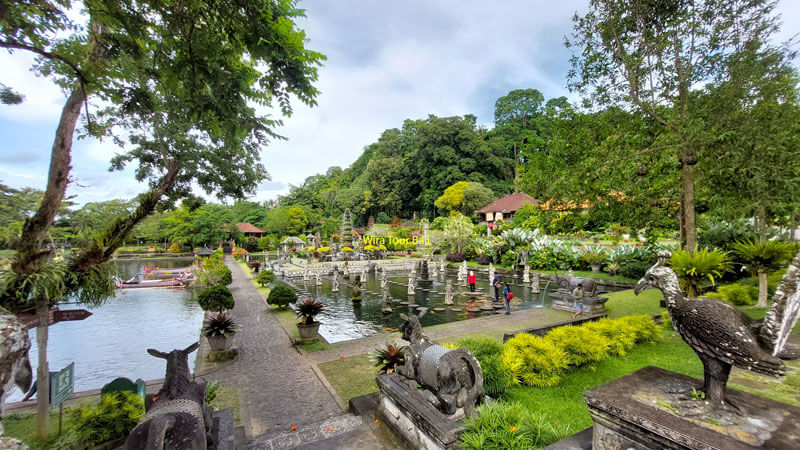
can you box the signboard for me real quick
[54,309,92,322]
[16,308,92,329]
[51,362,74,407]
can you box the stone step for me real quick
[246,413,365,449]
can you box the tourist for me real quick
[492,273,501,301]
[468,270,476,292]
[572,282,585,319]
[503,283,513,314]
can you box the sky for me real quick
[1,1,798,206]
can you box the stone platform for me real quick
[585,366,800,449]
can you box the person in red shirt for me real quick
[468,270,476,292]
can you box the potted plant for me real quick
[296,297,325,344]
[581,249,608,272]
[605,262,620,275]
[203,313,238,351]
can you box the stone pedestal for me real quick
[377,373,465,450]
[551,291,608,315]
[585,366,800,450]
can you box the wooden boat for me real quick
[118,275,188,289]
[141,265,193,275]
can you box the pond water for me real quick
[6,258,204,403]
[286,269,622,344]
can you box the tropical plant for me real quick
[501,333,569,387]
[460,402,570,449]
[546,325,611,366]
[232,248,248,261]
[68,392,144,447]
[605,262,620,275]
[669,248,731,297]
[197,285,235,313]
[732,239,795,308]
[444,213,474,254]
[456,337,515,398]
[267,283,296,309]
[369,343,406,374]
[202,313,238,338]
[256,270,275,287]
[296,297,324,325]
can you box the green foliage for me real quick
[376,212,391,224]
[546,326,611,366]
[267,283,296,309]
[457,337,515,398]
[202,312,238,337]
[205,380,220,404]
[623,314,662,343]
[195,255,232,287]
[669,248,731,297]
[501,334,569,387]
[443,213,475,254]
[460,401,570,450]
[286,207,309,235]
[296,297,324,325]
[582,319,638,356]
[698,220,758,251]
[256,270,275,287]
[714,284,758,306]
[69,392,144,447]
[430,216,448,231]
[368,343,406,374]
[732,239,794,275]
[197,285,235,312]
[168,242,181,253]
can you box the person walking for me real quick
[503,283,513,314]
[572,282,585,319]
[468,270,476,292]
[492,273,501,301]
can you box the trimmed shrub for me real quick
[256,270,275,287]
[583,318,637,356]
[267,283,296,309]
[457,337,515,398]
[446,252,466,262]
[546,325,611,366]
[622,314,661,343]
[197,285,235,312]
[460,402,570,449]
[716,284,758,306]
[68,392,144,447]
[168,242,181,253]
[501,333,569,387]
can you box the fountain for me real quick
[420,260,430,281]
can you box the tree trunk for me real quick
[35,297,50,438]
[756,207,767,243]
[679,199,686,250]
[756,269,768,308]
[681,155,696,253]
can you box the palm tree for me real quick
[732,240,794,308]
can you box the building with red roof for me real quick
[235,222,265,238]
[476,192,539,225]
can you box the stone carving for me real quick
[420,260,430,281]
[303,269,309,281]
[431,262,438,277]
[439,259,445,273]
[331,274,339,292]
[0,308,32,436]
[531,272,540,293]
[444,279,454,306]
[523,266,530,283]
[635,250,800,412]
[456,264,465,281]
[343,262,349,279]
[382,288,392,314]
[397,314,484,416]
[381,271,388,290]
[408,277,416,296]
[351,275,362,302]
[488,263,495,282]
[124,343,212,450]
[315,271,322,286]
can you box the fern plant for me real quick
[669,248,731,297]
[369,343,406,374]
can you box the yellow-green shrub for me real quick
[546,325,611,366]
[623,314,661,343]
[168,242,181,253]
[583,318,637,356]
[501,334,569,387]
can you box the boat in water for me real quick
[118,272,193,289]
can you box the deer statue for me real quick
[124,342,213,450]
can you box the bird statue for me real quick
[634,250,800,412]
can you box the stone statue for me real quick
[523,265,530,283]
[439,259,445,273]
[444,279,454,306]
[488,263,495,282]
[431,262,438,277]
[331,274,340,292]
[0,308,32,436]
[124,343,213,450]
[457,266,464,282]
[568,268,574,279]
[382,288,392,314]
[303,269,309,281]
[531,272,540,294]
[362,264,368,277]
[461,260,467,274]
[408,276,416,296]
[315,271,322,286]
[381,271,388,290]
[351,275,362,302]
[634,250,800,412]
[343,262,350,279]
[397,314,484,416]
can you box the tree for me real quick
[435,181,495,217]
[435,181,470,213]
[568,0,781,252]
[443,213,474,255]
[286,207,308,235]
[1,0,322,436]
[732,240,794,308]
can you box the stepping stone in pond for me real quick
[416,307,426,312]
[399,301,410,306]
[495,309,506,314]
[392,298,402,303]
[467,308,481,313]
[450,308,463,312]
[493,303,506,309]
[408,303,420,308]
[480,306,495,311]
[432,307,446,312]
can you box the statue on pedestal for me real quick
[531,272,540,293]
[303,269,309,281]
[444,279,454,305]
[408,277,416,296]
[331,274,339,292]
[315,271,322,286]
[351,275,362,302]
[382,288,392,314]
[523,265,530,283]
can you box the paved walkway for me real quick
[196,260,348,444]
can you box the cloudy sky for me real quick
[1,1,798,206]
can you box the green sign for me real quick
[51,362,74,407]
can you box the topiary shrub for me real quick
[267,283,296,309]
[621,314,661,343]
[501,333,569,387]
[716,284,758,306]
[583,318,637,356]
[456,337,515,398]
[256,270,275,287]
[460,402,570,449]
[197,285,235,312]
[446,252,466,262]
[546,325,611,366]
[68,392,144,447]
[168,242,181,253]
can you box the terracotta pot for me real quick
[207,334,232,352]
[297,322,321,344]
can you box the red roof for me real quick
[476,193,539,214]
[236,223,264,234]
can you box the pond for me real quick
[285,268,621,344]
[6,258,204,403]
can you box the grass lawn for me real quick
[462,260,636,283]
[318,354,379,405]
[4,410,78,450]
[208,385,243,426]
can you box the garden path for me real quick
[195,259,387,448]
